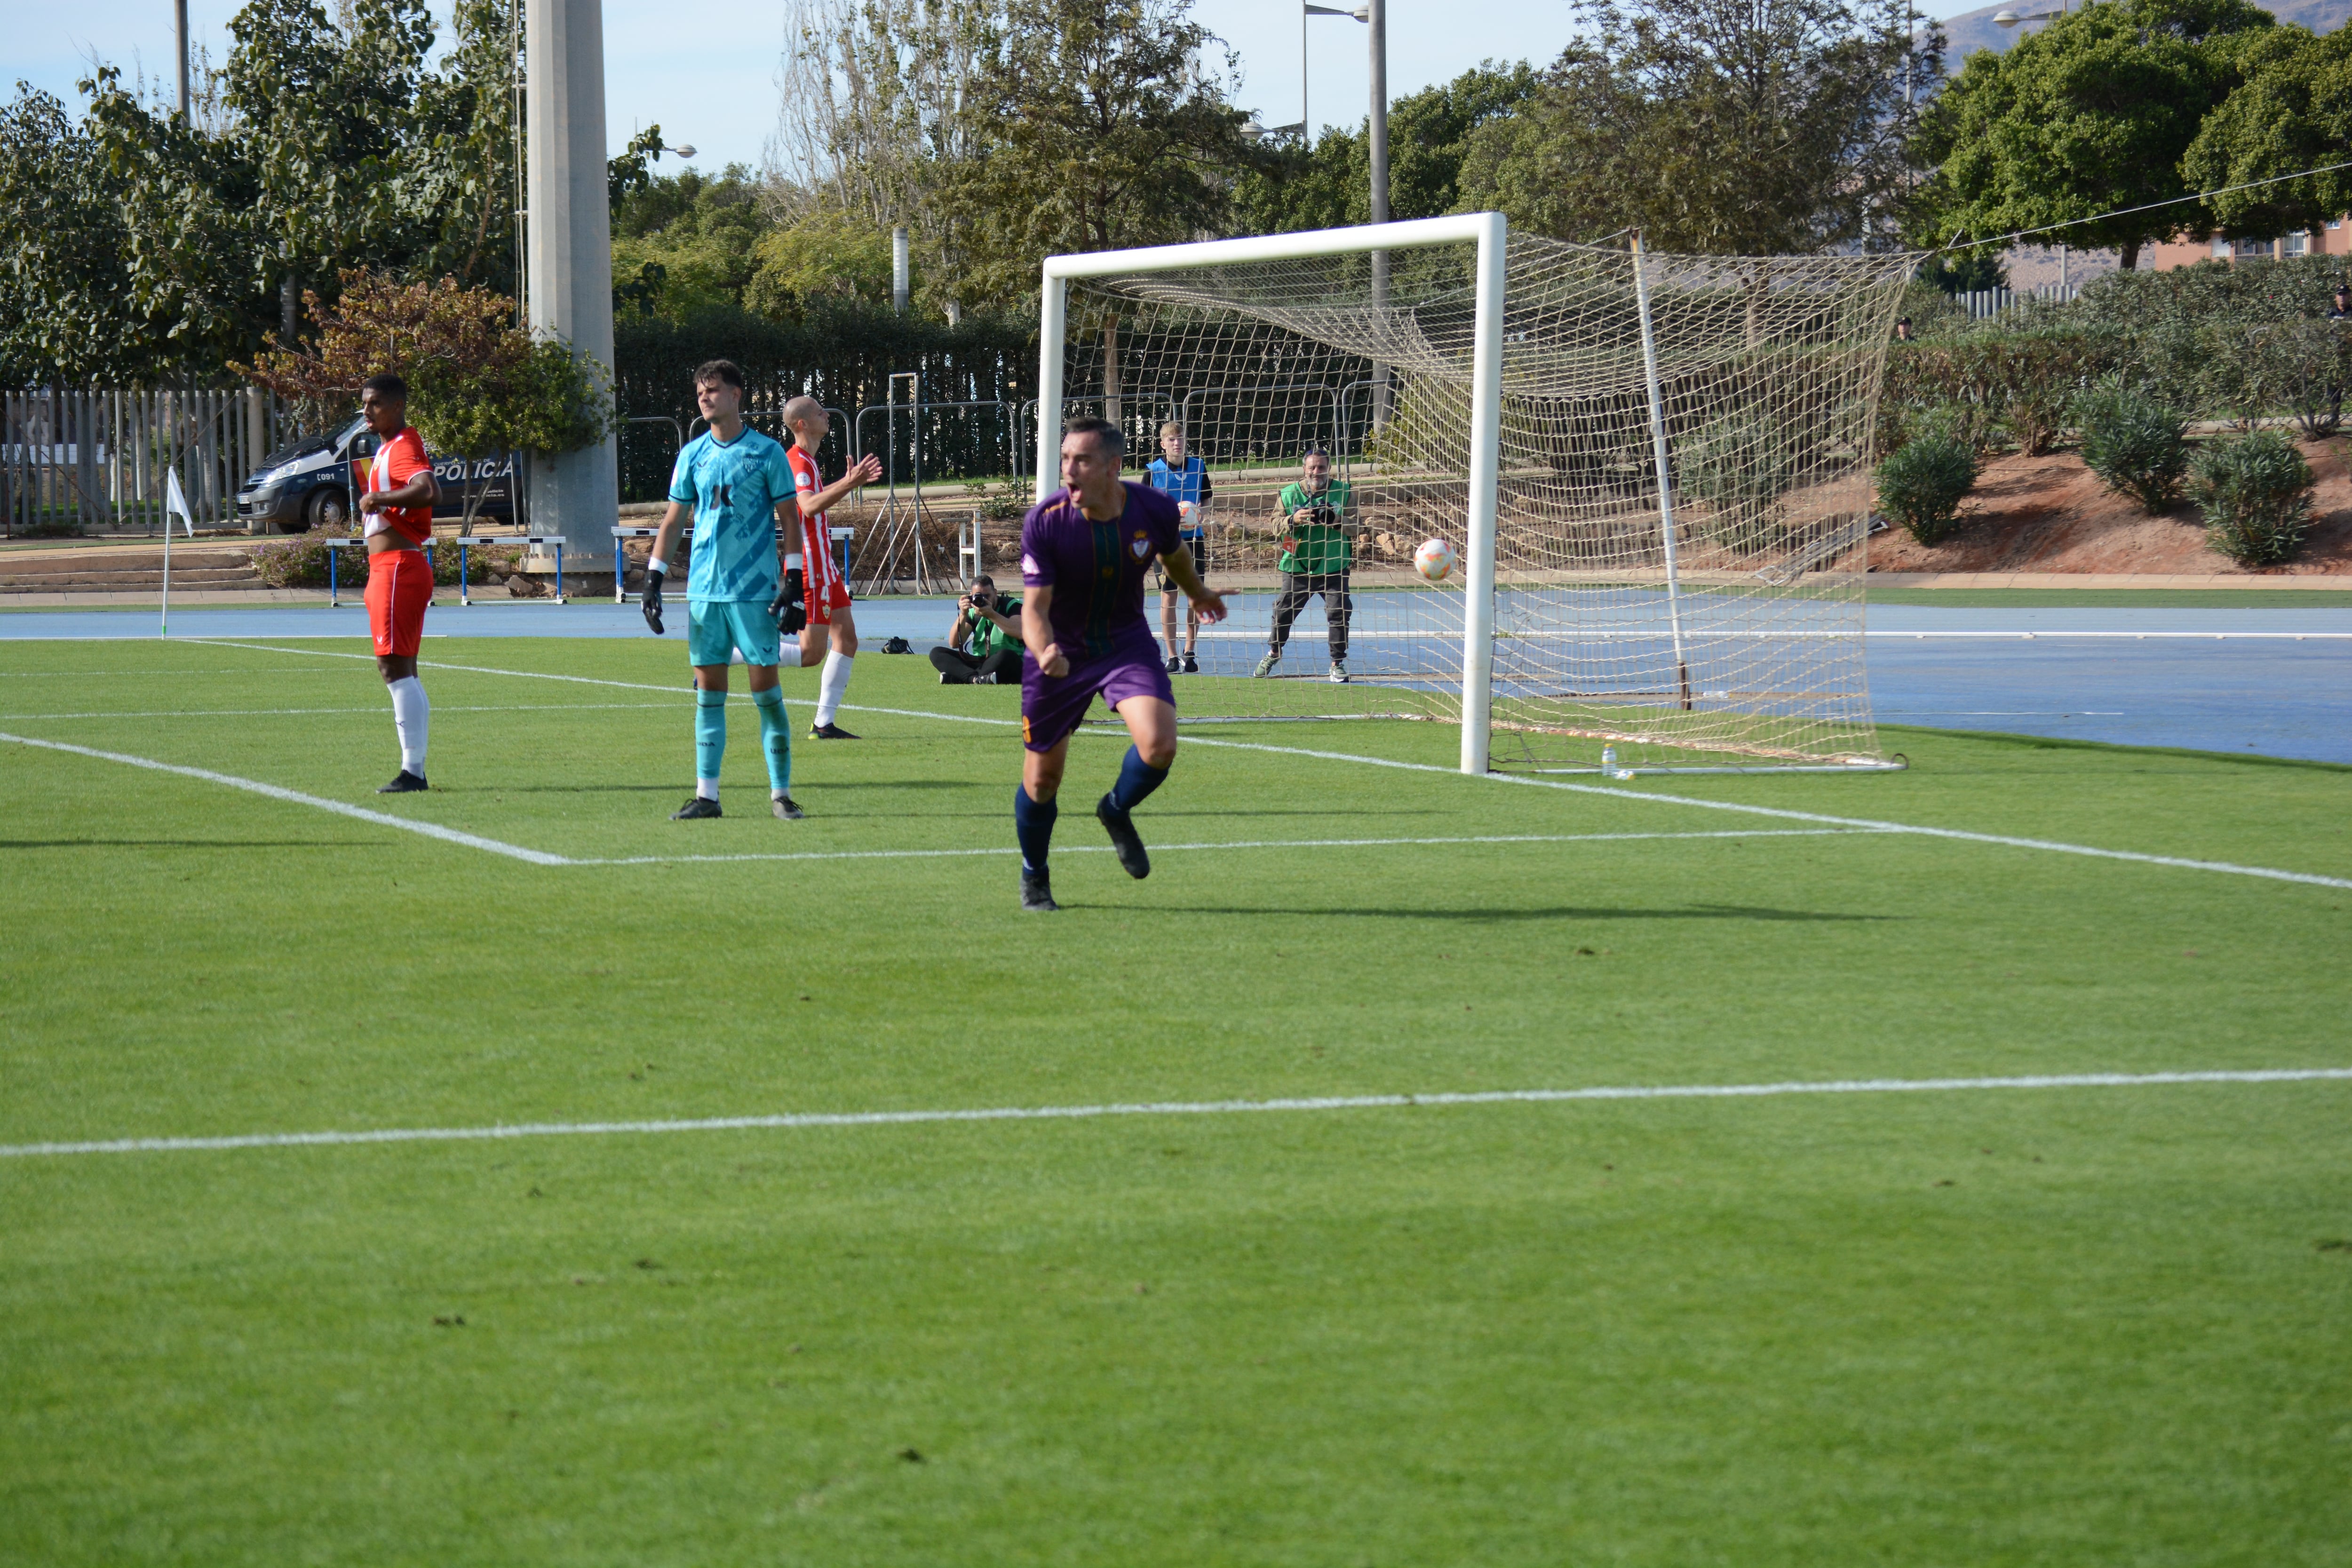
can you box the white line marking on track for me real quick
[172,642,2352,891]
[0,731,567,866]
[6,1068,2345,1160]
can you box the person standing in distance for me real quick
[780,396,883,739]
[1144,421,1211,673]
[1014,417,1227,912]
[1254,447,1358,684]
[640,360,820,820]
[354,372,442,794]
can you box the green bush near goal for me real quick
[2192,429,2314,568]
[1875,429,1977,545]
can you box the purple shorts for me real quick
[1022,637,1174,753]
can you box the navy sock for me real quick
[1014,785,1058,872]
[1107,745,1170,815]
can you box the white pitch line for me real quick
[172,641,2352,891]
[5,1067,2345,1161]
[570,828,1877,868]
[1176,735,2352,891]
[0,732,567,866]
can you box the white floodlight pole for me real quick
[1037,213,1506,773]
[1629,230,1692,711]
[525,0,618,540]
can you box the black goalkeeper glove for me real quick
[642,565,666,635]
[770,567,807,635]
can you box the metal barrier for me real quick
[326,534,570,607]
[612,524,851,605]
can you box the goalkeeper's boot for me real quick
[671,796,723,820]
[1181,652,1198,673]
[1020,868,1059,912]
[1096,794,1151,880]
[1329,661,1350,684]
[1251,651,1280,678]
[771,794,805,820]
[377,770,429,794]
[809,722,859,740]
[1165,653,1181,673]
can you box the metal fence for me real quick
[2,387,310,537]
[1956,283,2085,321]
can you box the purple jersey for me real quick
[1020,482,1183,662]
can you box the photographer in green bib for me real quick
[1253,447,1358,684]
[930,573,1025,685]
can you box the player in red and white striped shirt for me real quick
[781,397,881,738]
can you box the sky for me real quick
[3,0,1982,173]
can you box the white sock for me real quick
[815,651,853,725]
[696,778,720,801]
[388,676,429,775]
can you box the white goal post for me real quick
[1037,214,1508,775]
[1033,216,1911,780]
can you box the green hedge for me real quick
[1875,432,1977,545]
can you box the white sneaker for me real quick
[1329,661,1350,684]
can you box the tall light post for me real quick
[174,0,191,121]
[524,0,618,541]
[1303,2,1389,424]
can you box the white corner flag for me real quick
[161,466,197,638]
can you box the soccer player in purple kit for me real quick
[1013,417,1227,912]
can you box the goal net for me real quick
[1037,218,1915,774]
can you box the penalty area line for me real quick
[6,1067,2347,1160]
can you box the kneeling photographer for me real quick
[930,573,1025,685]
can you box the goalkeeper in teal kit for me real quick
[639,359,877,820]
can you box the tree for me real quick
[1235,62,1539,235]
[23,0,518,382]
[767,0,996,317]
[611,164,779,322]
[947,0,1258,302]
[241,271,612,529]
[2181,25,2352,239]
[1907,0,2273,271]
[1454,0,1928,255]
[0,86,159,384]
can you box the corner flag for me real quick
[161,466,197,637]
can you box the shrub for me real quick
[1883,326,2117,457]
[2189,431,2314,568]
[1679,411,1812,554]
[2073,379,2190,513]
[1875,433,1977,546]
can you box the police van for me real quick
[234,414,518,532]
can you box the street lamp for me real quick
[1302,0,1391,423]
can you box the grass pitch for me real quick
[2,631,2348,1566]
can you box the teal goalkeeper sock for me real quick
[754,686,792,796]
[695,688,727,786]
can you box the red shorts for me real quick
[808,576,853,625]
[365,545,432,657]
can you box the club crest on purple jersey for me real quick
[1130,531,1152,559]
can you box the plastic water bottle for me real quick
[1600,744,1618,772]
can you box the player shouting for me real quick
[354,373,442,794]
[781,396,882,739]
[641,361,863,820]
[1013,417,1226,912]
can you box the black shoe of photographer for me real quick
[1021,868,1059,912]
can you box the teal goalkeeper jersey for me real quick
[668,427,796,602]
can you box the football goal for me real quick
[1033,214,1916,776]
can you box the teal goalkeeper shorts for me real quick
[686,598,781,668]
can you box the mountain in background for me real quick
[1937,0,2351,60]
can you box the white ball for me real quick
[1177,500,1194,519]
[1414,537,1457,582]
